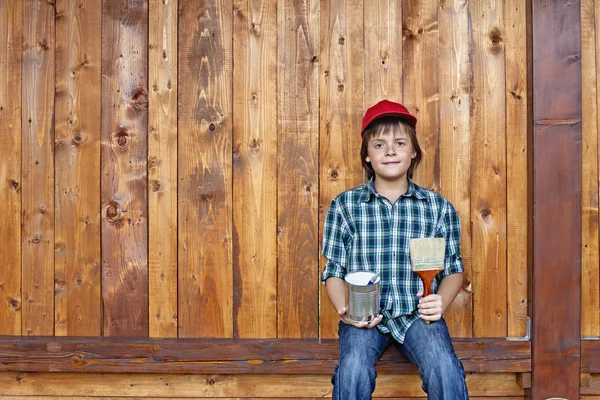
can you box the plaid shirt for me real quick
[321,178,463,343]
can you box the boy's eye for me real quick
[396,141,405,146]
[374,143,383,148]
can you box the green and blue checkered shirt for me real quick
[321,178,463,343]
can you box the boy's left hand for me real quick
[416,290,443,322]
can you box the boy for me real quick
[321,100,469,399]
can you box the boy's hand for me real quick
[416,290,443,322]
[337,306,383,328]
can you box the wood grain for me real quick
[470,0,508,338]
[504,0,529,338]
[178,0,233,338]
[363,0,402,105]
[148,0,178,338]
[438,0,472,338]
[403,0,440,191]
[318,0,364,339]
[101,0,149,337]
[0,336,530,374]
[54,0,102,337]
[0,371,526,397]
[276,0,320,338]
[0,0,22,335]
[232,0,278,338]
[22,0,55,336]
[532,0,582,397]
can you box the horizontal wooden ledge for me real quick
[0,336,530,375]
[581,339,600,373]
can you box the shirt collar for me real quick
[358,177,428,203]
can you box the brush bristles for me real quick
[409,238,445,271]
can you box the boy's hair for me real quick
[360,116,422,181]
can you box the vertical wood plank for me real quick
[54,0,102,337]
[402,0,440,191]
[581,0,600,338]
[101,0,149,337]
[148,0,178,338]
[277,0,320,338]
[22,0,55,336]
[532,0,581,397]
[319,0,364,339]
[504,0,529,338]
[363,0,402,105]
[0,0,22,335]
[178,0,233,338]
[470,0,508,338]
[232,0,278,339]
[439,0,472,338]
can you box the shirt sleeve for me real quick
[321,197,351,283]
[437,200,464,279]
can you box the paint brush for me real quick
[409,238,446,324]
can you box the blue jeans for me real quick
[332,318,469,400]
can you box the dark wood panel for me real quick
[0,337,530,374]
[531,0,582,398]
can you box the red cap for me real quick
[361,100,417,135]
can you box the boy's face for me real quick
[365,129,416,182]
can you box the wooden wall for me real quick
[0,0,542,398]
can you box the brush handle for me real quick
[414,269,443,325]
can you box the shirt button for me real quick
[388,204,392,209]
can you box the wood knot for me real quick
[11,180,20,191]
[417,28,423,34]
[329,169,339,180]
[338,37,345,45]
[311,55,318,62]
[324,69,330,77]
[132,88,148,111]
[39,205,45,214]
[337,84,344,92]
[72,134,83,145]
[206,378,216,385]
[249,138,261,156]
[151,180,163,192]
[209,123,216,131]
[76,276,83,286]
[481,209,491,220]
[251,23,261,35]
[10,298,20,310]
[32,233,40,243]
[39,39,49,51]
[115,126,129,150]
[148,156,158,168]
[105,202,120,222]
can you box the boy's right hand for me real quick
[338,305,383,328]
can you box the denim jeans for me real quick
[332,318,469,400]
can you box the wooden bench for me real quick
[0,336,529,375]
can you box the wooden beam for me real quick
[531,0,582,399]
[0,337,529,374]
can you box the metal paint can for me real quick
[345,271,380,323]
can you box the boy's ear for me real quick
[365,156,371,163]
[411,151,416,159]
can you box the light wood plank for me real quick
[178,0,234,338]
[402,0,440,191]
[0,372,525,397]
[504,0,529,338]
[232,0,278,338]
[438,0,472,338]
[470,0,508,338]
[276,0,320,338]
[54,0,102,337]
[22,0,55,336]
[0,0,22,335]
[101,0,149,336]
[583,0,600,338]
[318,0,365,340]
[363,0,402,105]
[148,0,178,338]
